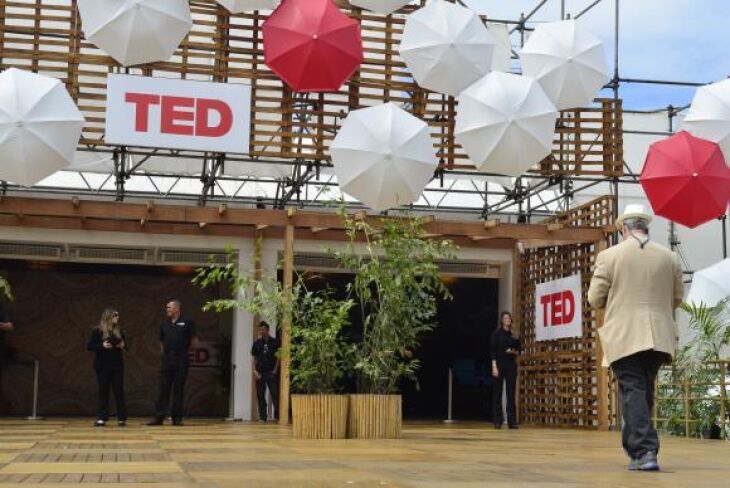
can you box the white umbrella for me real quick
[0,69,85,186]
[349,1,411,15]
[330,102,437,212]
[682,79,730,166]
[455,71,557,177]
[686,259,730,308]
[520,19,608,110]
[399,0,496,97]
[217,0,278,13]
[77,0,193,67]
[487,22,512,72]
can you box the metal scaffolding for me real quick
[0,0,724,224]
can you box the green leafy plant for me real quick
[656,301,730,439]
[193,250,354,395]
[332,208,457,394]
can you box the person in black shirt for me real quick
[87,307,128,427]
[147,299,198,426]
[490,311,521,429]
[251,322,280,422]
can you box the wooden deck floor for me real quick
[0,419,728,487]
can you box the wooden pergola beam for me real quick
[0,197,607,244]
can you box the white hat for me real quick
[616,203,653,230]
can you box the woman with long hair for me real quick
[490,311,521,429]
[87,307,128,426]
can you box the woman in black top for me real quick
[490,311,521,429]
[87,308,128,426]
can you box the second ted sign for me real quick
[106,74,252,154]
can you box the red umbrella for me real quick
[263,0,364,93]
[640,131,730,228]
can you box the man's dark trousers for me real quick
[611,349,669,459]
[155,352,189,422]
[256,371,279,421]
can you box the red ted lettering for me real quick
[540,290,576,327]
[188,347,211,364]
[124,92,234,138]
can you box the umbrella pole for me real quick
[722,214,728,259]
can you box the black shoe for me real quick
[146,418,164,426]
[508,425,519,430]
[172,419,184,426]
[118,420,126,427]
[493,423,502,429]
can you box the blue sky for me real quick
[464,0,730,110]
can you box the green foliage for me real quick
[332,207,457,394]
[193,249,354,394]
[291,288,355,394]
[656,301,730,439]
[0,275,12,301]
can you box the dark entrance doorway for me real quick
[0,259,231,417]
[293,271,499,421]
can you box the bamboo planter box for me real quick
[291,394,349,439]
[347,394,402,439]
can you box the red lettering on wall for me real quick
[124,92,160,132]
[196,98,233,137]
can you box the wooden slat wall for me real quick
[518,196,614,428]
[0,0,623,177]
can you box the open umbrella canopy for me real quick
[640,131,730,229]
[217,0,278,13]
[520,19,608,110]
[686,258,730,308]
[399,0,496,97]
[455,72,558,177]
[683,79,730,165]
[0,69,85,186]
[77,0,193,67]
[330,102,437,212]
[349,0,411,15]
[263,0,363,92]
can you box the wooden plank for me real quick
[278,217,294,426]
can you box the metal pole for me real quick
[443,368,455,424]
[561,0,565,20]
[25,360,43,421]
[613,0,619,101]
[722,214,728,259]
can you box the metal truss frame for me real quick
[1,0,723,225]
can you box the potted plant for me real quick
[656,301,730,439]
[194,253,355,439]
[332,210,456,439]
[289,287,354,439]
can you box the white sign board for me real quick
[535,274,583,341]
[106,74,251,154]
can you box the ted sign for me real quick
[535,274,583,341]
[106,74,251,154]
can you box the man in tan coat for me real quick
[588,204,683,472]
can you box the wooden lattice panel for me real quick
[0,0,623,177]
[518,195,614,428]
[544,195,616,228]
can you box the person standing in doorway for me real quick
[147,299,198,426]
[251,321,280,422]
[490,311,521,429]
[87,308,128,427]
[588,204,683,472]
